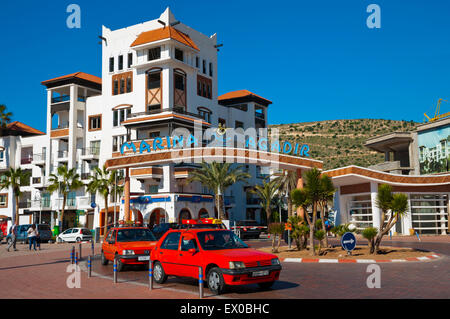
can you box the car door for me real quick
[157,231,181,275]
[177,233,201,279]
[60,229,73,242]
[103,230,116,260]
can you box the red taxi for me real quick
[150,227,282,295]
[101,226,157,271]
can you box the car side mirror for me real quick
[188,248,197,254]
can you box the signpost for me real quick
[340,232,356,255]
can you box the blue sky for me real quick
[1,0,450,132]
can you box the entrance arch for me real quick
[198,208,209,219]
[179,208,192,223]
[131,208,143,225]
[144,208,168,228]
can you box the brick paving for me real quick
[0,241,202,299]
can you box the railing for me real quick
[246,197,260,205]
[128,107,205,121]
[30,199,51,209]
[51,95,86,103]
[32,153,45,162]
[255,112,265,120]
[52,122,69,130]
[55,198,77,208]
[82,147,100,156]
[224,196,235,206]
[19,200,31,208]
[21,156,33,164]
[57,150,68,159]
[77,196,91,207]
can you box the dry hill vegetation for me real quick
[269,119,418,170]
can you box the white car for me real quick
[57,228,92,243]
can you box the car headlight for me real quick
[229,261,246,269]
[122,250,135,255]
[271,258,280,265]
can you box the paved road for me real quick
[90,236,450,299]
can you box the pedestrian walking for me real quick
[27,224,37,251]
[6,223,18,252]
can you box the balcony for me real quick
[77,196,91,208]
[51,95,86,104]
[18,200,31,209]
[80,147,100,162]
[21,155,33,165]
[56,150,69,162]
[32,153,46,166]
[29,199,52,211]
[81,172,92,182]
[124,107,209,126]
[55,198,77,210]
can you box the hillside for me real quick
[269,119,418,170]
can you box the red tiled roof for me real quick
[218,90,272,104]
[6,121,45,136]
[41,72,102,86]
[130,26,199,51]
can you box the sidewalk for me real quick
[0,242,200,299]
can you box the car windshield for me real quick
[38,225,50,231]
[197,230,248,250]
[116,229,156,242]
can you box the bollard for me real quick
[79,242,82,260]
[148,256,153,290]
[91,240,94,256]
[288,229,291,249]
[415,231,421,241]
[113,257,118,283]
[198,266,204,299]
[75,252,78,265]
[88,255,92,278]
[70,248,74,264]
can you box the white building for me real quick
[0,8,272,235]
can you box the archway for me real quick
[198,208,209,219]
[131,208,143,226]
[145,208,168,228]
[179,208,192,223]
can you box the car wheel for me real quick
[207,267,225,295]
[116,257,125,272]
[101,251,109,265]
[76,237,81,243]
[153,261,167,284]
[258,281,275,290]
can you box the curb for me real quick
[281,254,441,264]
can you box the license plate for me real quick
[252,270,269,277]
[138,256,150,261]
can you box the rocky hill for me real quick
[269,119,418,170]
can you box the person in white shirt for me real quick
[27,224,37,251]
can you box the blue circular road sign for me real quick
[341,232,356,251]
[91,202,96,208]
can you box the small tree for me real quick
[0,168,30,225]
[0,104,12,137]
[252,179,280,224]
[362,227,378,254]
[288,215,308,250]
[314,230,325,255]
[374,184,408,254]
[47,165,83,231]
[268,222,285,253]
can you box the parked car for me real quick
[57,227,93,243]
[6,224,53,244]
[101,226,157,271]
[150,223,179,240]
[150,228,282,295]
[0,230,4,243]
[232,220,265,239]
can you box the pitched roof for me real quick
[130,26,199,51]
[218,90,272,105]
[6,121,45,136]
[41,72,102,86]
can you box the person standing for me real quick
[27,224,37,251]
[6,223,18,252]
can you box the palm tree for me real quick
[373,184,408,254]
[273,170,298,218]
[251,179,280,223]
[0,168,30,224]
[87,165,121,226]
[0,104,13,136]
[291,168,322,256]
[47,165,83,231]
[187,162,250,219]
[318,174,336,248]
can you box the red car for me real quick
[150,228,282,294]
[101,226,157,271]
